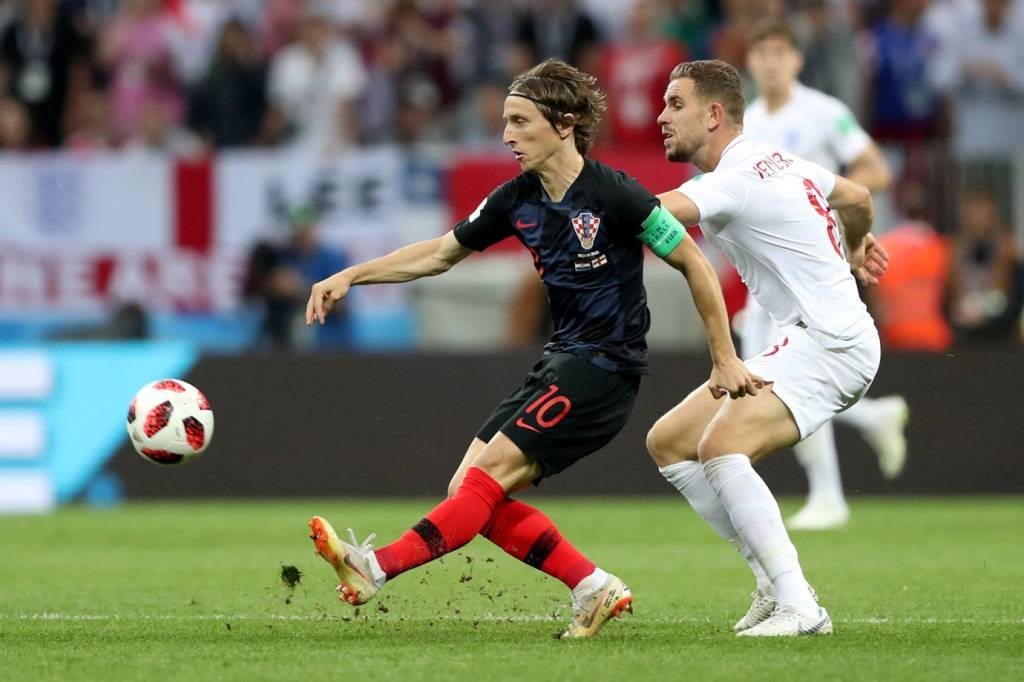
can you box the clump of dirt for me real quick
[280,564,303,588]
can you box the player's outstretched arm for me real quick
[662,236,765,399]
[306,231,472,325]
[640,202,764,399]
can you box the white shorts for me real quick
[744,322,881,439]
[738,298,779,359]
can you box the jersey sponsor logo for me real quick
[515,218,538,229]
[571,211,601,250]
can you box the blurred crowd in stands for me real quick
[2,0,1022,348]
[2,0,1021,156]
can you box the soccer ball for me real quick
[126,379,214,466]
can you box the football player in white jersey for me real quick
[741,19,908,531]
[646,60,889,636]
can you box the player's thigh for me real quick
[447,438,488,498]
[698,386,800,462]
[647,382,724,467]
[471,432,542,492]
[449,434,542,496]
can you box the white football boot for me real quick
[862,396,909,480]
[737,605,833,637]
[733,589,778,631]
[787,499,851,531]
[561,573,634,639]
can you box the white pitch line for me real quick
[2,613,1022,625]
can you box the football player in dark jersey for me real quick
[304,60,761,638]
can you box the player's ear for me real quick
[707,101,724,132]
[556,113,576,140]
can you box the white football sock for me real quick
[572,567,609,600]
[793,421,847,509]
[660,460,773,594]
[367,552,388,589]
[704,454,818,614]
[835,396,883,431]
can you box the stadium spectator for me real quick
[512,0,601,76]
[0,95,31,148]
[599,0,686,147]
[452,0,520,88]
[266,3,366,153]
[457,77,508,149]
[244,204,350,350]
[861,0,944,141]
[790,0,862,115]
[868,183,954,351]
[948,185,1023,344]
[710,0,785,69]
[188,18,268,149]
[64,86,113,151]
[123,95,200,153]
[101,0,186,143]
[928,0,1024,160]
[662,0,715,60]
[0,0,90,146]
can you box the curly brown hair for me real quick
[670,60,746,126]
[508,59,607,156]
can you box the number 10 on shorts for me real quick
[516,384,573,433]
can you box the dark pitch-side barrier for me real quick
[108,349,1023,498]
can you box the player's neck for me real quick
[694,129,742,173]
[762,85,793,113]
[536,150,585,202]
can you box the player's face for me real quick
[747,37,803,96]
[657,78,709,163]
[502,96,564,172]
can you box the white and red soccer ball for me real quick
[126,379,214,466]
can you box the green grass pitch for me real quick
[2,497,1021,681]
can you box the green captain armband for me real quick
[638,205,686,258]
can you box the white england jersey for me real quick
[678,135,873,346]
[744,83,872,173]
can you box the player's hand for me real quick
[306,272,352,326]
[851,233,889,286]
[708,356,765,400]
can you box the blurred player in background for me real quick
[648,59,889,636]
[305,59,760,639]
[738,20,909,531]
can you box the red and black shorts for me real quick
[475,352,641,480]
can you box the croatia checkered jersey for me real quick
[453,159,677,374]
[677,135,873,345]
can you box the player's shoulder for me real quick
[492,172,536,205]
[584,158,653,200]
[792,83,848,114]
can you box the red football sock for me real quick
[483,498,596,589]
[374,467,506,579]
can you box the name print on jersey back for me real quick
[680,135,873,342]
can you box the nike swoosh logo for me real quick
[515,418,540,433]
[515,219,538,229]
[797,613,830,635]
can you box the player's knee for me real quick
[697,427,730,463]
[646,420,690,467]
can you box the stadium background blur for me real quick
[0,0,1021,508]
[1,3,1021,680]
